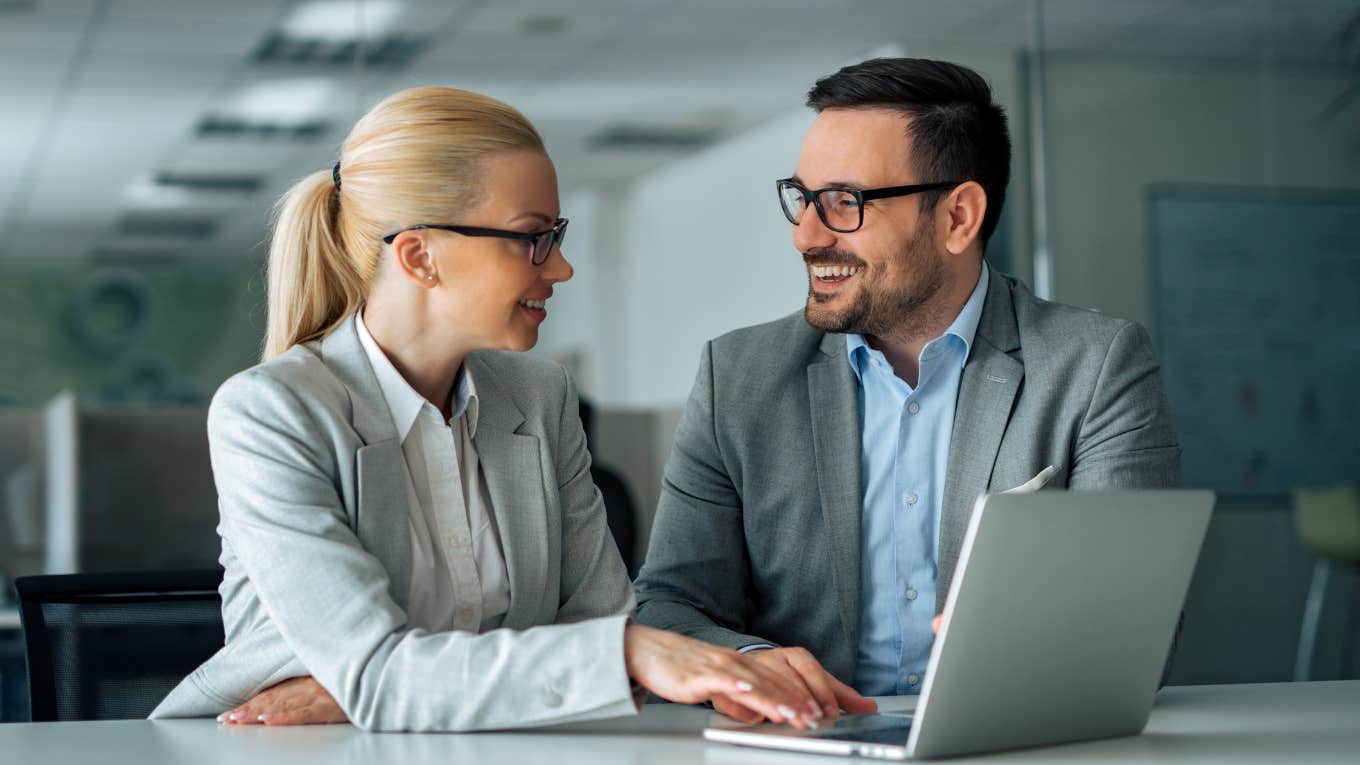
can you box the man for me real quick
[634,58,1180,719]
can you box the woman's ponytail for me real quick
[262,169,368,361]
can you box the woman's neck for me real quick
[361,299,470,420]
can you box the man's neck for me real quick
[867,261,983,388]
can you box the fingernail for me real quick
[736,681,754,692]
[257,715,270,723]
[227,711,245,721]
[802,714,821,728]
[777,705,798,721]
[807,701,823,719]
[215,714,226,723]
[825,705,838,716]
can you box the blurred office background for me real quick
[1,0,1357,721]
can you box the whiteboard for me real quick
[1148,187,1360,494]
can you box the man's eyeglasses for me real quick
[381,218,569,265]
[776,179,960,233]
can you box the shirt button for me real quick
[448,534,467,547]
[457,607,475,623]
[907,674,920,686]
[907,402,920,415]
[905,588,918,601]
[903,492,918,506]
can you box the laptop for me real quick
[703,489,1215,760]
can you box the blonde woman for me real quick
[149,87,869,732]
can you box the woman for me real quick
[149,87,864,732]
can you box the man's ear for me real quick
[940,181,987,256]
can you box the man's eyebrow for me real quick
[788,175,867,191]
[510,211,555,225]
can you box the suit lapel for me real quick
[466,354,547,630]
[807,332,863,648]
[317,318,415,609]
[937,274,1023,611]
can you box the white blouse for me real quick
[355,313,511,633]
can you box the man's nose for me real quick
[791,204,837,254]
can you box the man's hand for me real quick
[217,675,348,726]
[932,615,942,634]
[711,647,876,725]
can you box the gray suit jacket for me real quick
[151,318,637,731]
[634,270,1181,685]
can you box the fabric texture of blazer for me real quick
[150,317,637,731]
[633,269,1182,684]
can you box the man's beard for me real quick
[803,218,946,338]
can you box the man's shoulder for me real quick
[1001,273,1142,353]
[709,310,824,364]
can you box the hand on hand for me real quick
[217,675,348,726]
[626,624,858,729]
[710,646,877,726]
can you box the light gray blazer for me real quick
[151,318,638,731]
[634,269,1182,684]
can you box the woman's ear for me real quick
[389,230,440,286]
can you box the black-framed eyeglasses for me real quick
[381,218,568,265]
[776,179,961,233]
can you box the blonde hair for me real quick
[262,86,544,360]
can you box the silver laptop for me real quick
[703,490,1215,760]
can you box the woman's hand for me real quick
[624,623,831,729]
[710,646,876,725]
[217,675,348,726]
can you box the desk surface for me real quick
[1,681,1356,765]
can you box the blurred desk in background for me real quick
[0,681,1356,764]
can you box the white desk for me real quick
[1,681,1356,764]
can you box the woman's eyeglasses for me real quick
[381,218,569,265]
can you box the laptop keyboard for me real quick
[815,725,913,745]
[807,714,913,746]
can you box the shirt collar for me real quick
[846,263,990,378]
[354,312,479,441]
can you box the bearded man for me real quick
[633,57,1181,720]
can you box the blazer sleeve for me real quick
[633,342,774,651]
[552,365,636,623]
[206,370,637,732]
[1068,321,1183,489]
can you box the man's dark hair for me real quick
[807,57,1012,249]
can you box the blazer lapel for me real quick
[807,332,863,648]
[937,274,1023,612]
[466,354,547,630]
[318,318,413,609]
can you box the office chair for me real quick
[15,568,224,721]
[591,464,639,574]
[1294,486,1360,681]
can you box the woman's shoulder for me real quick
[466,350,574,418]
[210,343,352,429]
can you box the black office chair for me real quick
[15,569,224,722]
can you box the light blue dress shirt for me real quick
[849,266,989,696]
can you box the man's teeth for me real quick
[519,299,546,309]
[810,265,860,278]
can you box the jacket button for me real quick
[542,687,563,708]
